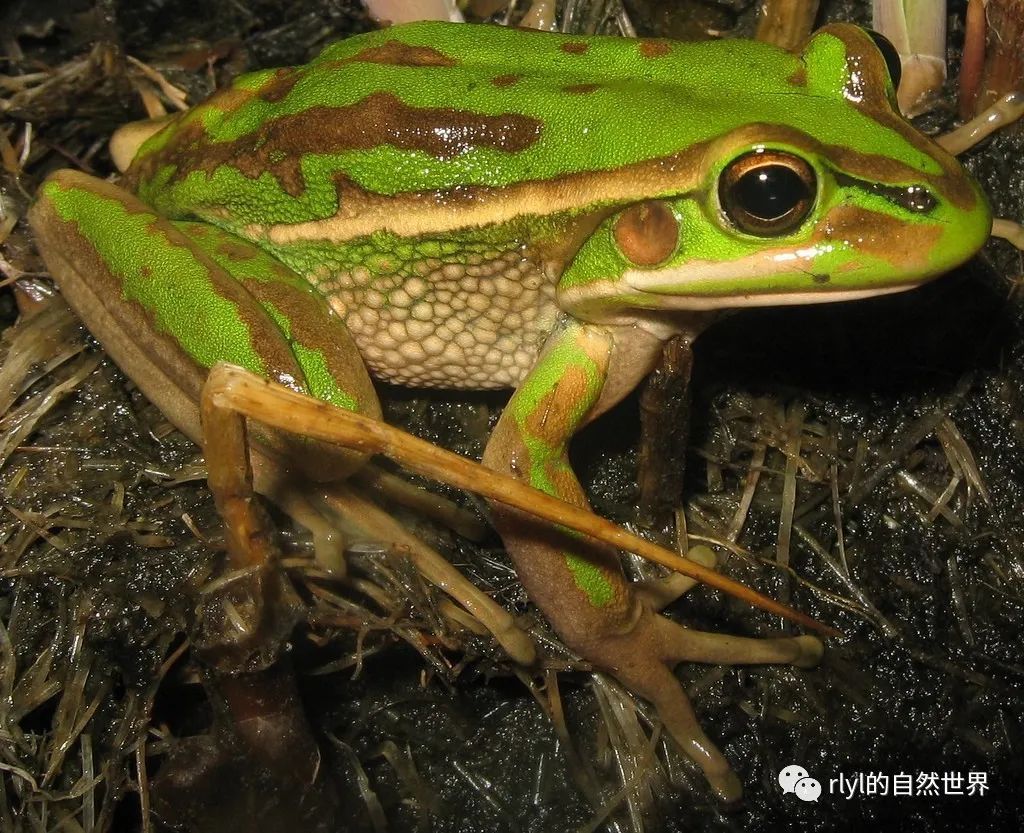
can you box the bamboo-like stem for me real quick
[756,0,819,50]
[959,0,987,117]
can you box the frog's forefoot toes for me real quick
[592,608,823,799]
[635,546,720,611]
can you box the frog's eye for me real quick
[865,29,902,91]
[718,151,816,236]
[613,200,679,266]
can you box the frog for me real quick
[28,21,996,802]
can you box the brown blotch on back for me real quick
[492,74,521,87]
[613,200,679,266]
[787,67,807,87]
[259,68,302,103]
[638,40,671,58]
[346,41,458,67]
[561,42,589,55]
[181,222,210,239]
[216,238,259,262]
[133,93,543,198]
[563,83,600,94]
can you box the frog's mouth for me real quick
[618,232,931,308]
[646,283,915,310]
[558,267,918,321]
[620,268,918,311]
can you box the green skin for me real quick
[29,21,992,801]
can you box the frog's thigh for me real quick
[30,170,380,480]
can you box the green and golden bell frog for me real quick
[29,21,992,801]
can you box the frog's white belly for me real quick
[312,248,560,389]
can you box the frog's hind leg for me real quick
[30,169,381,482]
[31,170,533,662]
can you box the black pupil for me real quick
[735,164,808,221]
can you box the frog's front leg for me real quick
[482,319,822,802]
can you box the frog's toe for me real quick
[355,465,489,541]
[634,546,719,611]
[634,573,695,610]
[656,616,824,669]
[312,528,348,576]
[684,545,717,570]
[616,659,741,802]
[789,634,825,668]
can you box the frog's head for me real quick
[559,24,991,321]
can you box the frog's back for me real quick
[126,22,832,228]
[128,21,942,239]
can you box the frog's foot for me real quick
[634,545,717,611]
[255,452,530,666]
[269,464,489,573]
[587,606,823,802]
[267,470,523,661]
